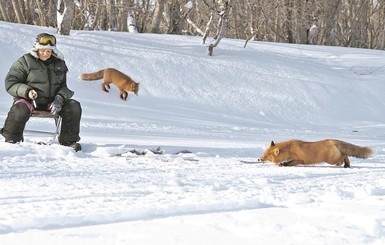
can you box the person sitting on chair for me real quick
[1,33,82,151]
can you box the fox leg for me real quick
[343,156,350,168]
[120,91,128,101]
[335,161,344,166]
[278,160,304,167]
[102,82,111,92]
[333,155,350,168]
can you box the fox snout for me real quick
[257,157,267,163]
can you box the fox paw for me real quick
[278,160,293,167]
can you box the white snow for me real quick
[1,21,385,244]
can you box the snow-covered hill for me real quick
[0,21,385,244]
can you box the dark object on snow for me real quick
[126,147,194,156]
[174,149,192,155]
[128,147,165,155]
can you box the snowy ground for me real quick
[0,21,385,244]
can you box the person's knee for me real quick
[62,99,82,116]
[11,103,31,122]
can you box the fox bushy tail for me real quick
[80,69,105,80]
[336,141,373,158]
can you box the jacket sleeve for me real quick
[4,57,33,99]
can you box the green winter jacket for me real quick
[5,53,74,107]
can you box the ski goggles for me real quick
[36,34,56,46]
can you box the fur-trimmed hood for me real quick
[29,43,64,60]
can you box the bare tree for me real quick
[117,0,128,31]
[372,0,385,49]
[322,0,342,46]
[0,0,10,21]
[11,0,25,23]
[150,0,164,33]
[207,1,230,56]
[58,0,75,35]
[134,0,151,32]
[34,0,47,26]
[90,0,103,30]
[106,0,117,30]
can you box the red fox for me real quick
[258,139,373,168]
[80,68,139,101]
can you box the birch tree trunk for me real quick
[127,8,138,33]
[208,1,229,56]
[202,11,213,44]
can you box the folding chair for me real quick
[27,110,62,141]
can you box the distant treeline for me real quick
[1,0,385,49]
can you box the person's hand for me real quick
[28,90,38,99]
[49,95,64,115]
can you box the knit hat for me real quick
[30,33,64,60]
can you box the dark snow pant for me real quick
[1,99,82,144]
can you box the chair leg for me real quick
[54,117,62,141]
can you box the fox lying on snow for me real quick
[258,139,373,168]
[80,68,139,101]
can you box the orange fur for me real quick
[258,139,372,168]
[80,68,139,101]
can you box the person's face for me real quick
[37,49,52,61]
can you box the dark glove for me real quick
[50,95,64,116]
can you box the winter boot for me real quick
[61,142,82,152]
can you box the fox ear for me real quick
[270,141,275,147]
[274,148,280,156]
